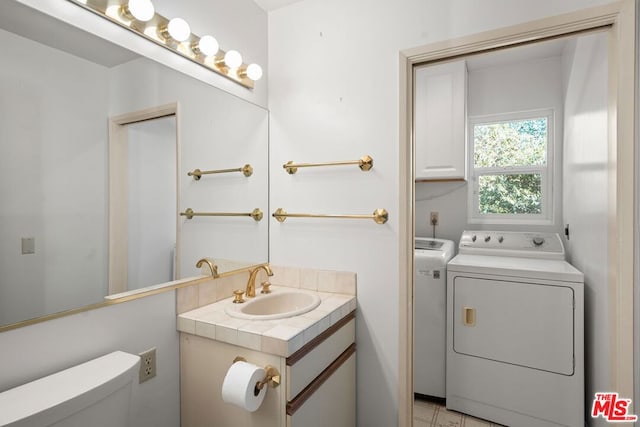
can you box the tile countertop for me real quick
[177,286,356,357]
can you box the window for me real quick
[468,110,553,224]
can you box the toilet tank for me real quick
[0,351,140,427]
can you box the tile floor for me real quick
[414,399,502,427]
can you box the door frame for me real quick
[398,2,636,425]
[108,102,181,295]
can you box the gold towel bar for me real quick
[181,208,263,222]
[283,155,373,174]
[188,164,253,180]
[272,208,388,224]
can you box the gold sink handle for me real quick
[260,281,272,294]
[233,290,245,304]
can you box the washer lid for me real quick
[447,254,584,283]
[415,239,444,250]
[415,237,455,260]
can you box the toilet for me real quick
[0,351,140,427]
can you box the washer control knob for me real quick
[471,235,477,242]
[498,236,504,243]
[533,237,545,246]
[484,236,491,242]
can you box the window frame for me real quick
[467,109,555,225]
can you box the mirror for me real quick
[0,0,269,328]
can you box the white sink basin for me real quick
[226,290,321,320]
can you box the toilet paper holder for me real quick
[233,356,281,390]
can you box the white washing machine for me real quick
[446,231,584,427]
[414,237,455,398]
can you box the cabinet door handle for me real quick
[463,307,476,326]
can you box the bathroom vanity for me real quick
[178,275,356,427]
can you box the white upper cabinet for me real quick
[414,60,467,181]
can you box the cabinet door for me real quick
[414,60,467,180]
[452,277,575,375]
[180,334,285,427]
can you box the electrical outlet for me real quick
[430,211,439,226]
[139,348,156,383]
[21,237,35,255]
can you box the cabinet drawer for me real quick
[286,347,356,427]
[286,312,355,400]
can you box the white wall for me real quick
[0,28,109,325]
[561,32,609,426]
[267,0,615,425]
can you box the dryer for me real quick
[414,237,455,398]
[446,231,584,427]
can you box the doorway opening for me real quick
[108,103,180,295]
[398,2,636,426]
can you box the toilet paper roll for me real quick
[221,361,267,412]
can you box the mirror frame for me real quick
[398,1,636,425]
[0,263,267,333]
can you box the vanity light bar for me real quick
[67,0,262,89]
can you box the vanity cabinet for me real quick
[179,311,356,427]
[414,59,467,181]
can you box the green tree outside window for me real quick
[473,118,547,215]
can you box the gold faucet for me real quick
[246,264,273,297]
[196,258,219,278]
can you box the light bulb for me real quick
[246,64,263,81]
[197,35,219,57]
[126,0,154,22]
[224,50,243,69]
[167,18,191,42]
